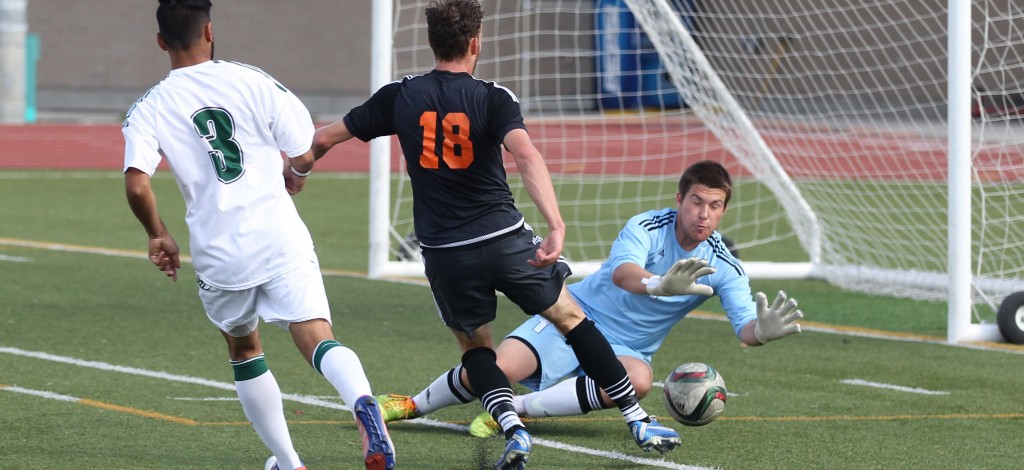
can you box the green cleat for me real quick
[468,412,501,438]
[374,394,420,422]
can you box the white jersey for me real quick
[123,60,315,290]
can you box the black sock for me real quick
[462,347,525,438]
[565,319,648,422]
[575,375,604,413]
[446,364,476,403]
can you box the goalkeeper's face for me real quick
[676,185,727,249]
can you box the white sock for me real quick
[235,370,303,469]
[412,366,474,415]
[518,377,586,417]
[317,344,373,406]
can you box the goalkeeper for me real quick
[376,160,804,436]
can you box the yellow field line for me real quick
[78,399,201,425]
[0,237,371,278]
[4,236,1024,354]
[1,383,198,425]
[0,237,191,263]
[688,311,1024,353]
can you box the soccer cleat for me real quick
[353,395,397,470]
[468,411,501,438]
[629,417,681,454]
[375,393,420,422]
[495,428,532,470]
[263,456,306,470]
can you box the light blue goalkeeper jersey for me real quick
[568,207,756,358]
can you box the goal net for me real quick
[373,0,1024,340]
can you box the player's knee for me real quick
[632,379,652,399]
[539,299,586,334]
[623,359,654,398]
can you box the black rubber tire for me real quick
[997,291,1024,344]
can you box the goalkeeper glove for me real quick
[643,257,716,297]
[753,290,804,344]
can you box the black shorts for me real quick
[422,226,572,335]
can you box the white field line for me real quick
[169,394,344,402]
[0,254,32,262]
[0,346,714,470]
[839,379,950,396]
[2,384,79,402]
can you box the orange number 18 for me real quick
[419,111,474,169]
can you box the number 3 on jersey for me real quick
[419,111,474,169]
[192,107,245,183]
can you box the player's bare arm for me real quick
[312,120,355,161]
[503,128,565,267]
[124,168,180,281]
[612,262,658,295]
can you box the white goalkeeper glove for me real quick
[753,290,804,344]
[643,257,716,297]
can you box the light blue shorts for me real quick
[506,316,650,392]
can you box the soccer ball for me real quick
[663,362,727,426]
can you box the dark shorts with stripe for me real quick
[422,226,572,335]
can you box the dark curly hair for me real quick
[425,0,484,62]
[156,0,212,51]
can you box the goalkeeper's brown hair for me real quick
[425,0,484,62]
[679,160,733,207]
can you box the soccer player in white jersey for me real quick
[375,160,805,437]
[121,2,395,469]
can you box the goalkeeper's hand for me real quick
[753,290,804,344]
[643,257,716,297]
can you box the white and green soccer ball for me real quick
[663,362,727,426]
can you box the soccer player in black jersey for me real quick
[313,1,680,468]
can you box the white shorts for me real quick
[197,255,331,337]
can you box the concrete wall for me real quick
[28,0,376,122]
[24,1,1007,123]
[25,0,606,121]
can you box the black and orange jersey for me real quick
[344,70,527,248]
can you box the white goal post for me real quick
[369,0,1024,343]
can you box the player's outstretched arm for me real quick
[752,290,804,344]
[312,120,355,161]
[643,257,716,297]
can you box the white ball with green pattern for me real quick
[663,362,727,426]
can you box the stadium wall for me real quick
[27,0,374,122]
[26,0,955,122]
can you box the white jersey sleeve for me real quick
[122,88,162,175]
